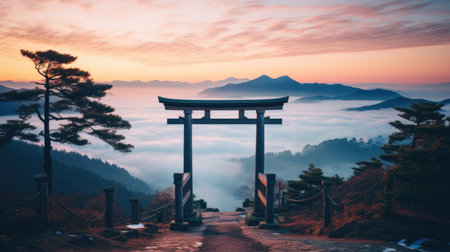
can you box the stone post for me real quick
[183,110,193,216]
[254,110,265,217]
[34,174,48,226]
[174,173,184,224]
[130,197,140,224]
[104,186,115,228]
[265,173,275,224]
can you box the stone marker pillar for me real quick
[34,174,48,226]
[104,186,115,228]
[130,197,140,224]
[266,173,275,224]
[174,173,184,224]
[170,173,189,231]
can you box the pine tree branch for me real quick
[35,65,45,77]
[49,136,60,142]
[49,113,73,121]
[35,108,45,123]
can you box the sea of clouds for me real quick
[2,84,449,210]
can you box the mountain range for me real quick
[295,88,401,103]
[0,85,22,116]
[235,137,384,180]
[346,97,450,111]
[2,76,449,114]
[199,75,400,100]
[108,77,249,89]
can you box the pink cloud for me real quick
[0,0,449,66]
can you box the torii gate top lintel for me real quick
[158,96,289,111]
[158,96,289,125]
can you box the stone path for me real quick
[136,211,413,252]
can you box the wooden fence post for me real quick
[322,180,332,228]
[278,181,281,207]
[34,174,48,226]
[281,192,286,208]
[130,197,140,224]
[104,186,115,228]
[265,173,275,224]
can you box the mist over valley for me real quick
[1,76,449,211]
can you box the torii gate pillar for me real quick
[254,110,265,217]
[183,110,194,215]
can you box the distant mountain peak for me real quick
[255,75,271,80]
[276,75,293,80]
[346,96,450,111]
[199,74,358,97]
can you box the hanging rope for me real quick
[8,188,42,202]
[141,199,175,215]
[283,190,322,203]
[1,189,43,208]
[327,180,381,207]
[50,196,105,223]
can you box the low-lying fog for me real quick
[2,83,449,211]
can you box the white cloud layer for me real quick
[4,85,450,210]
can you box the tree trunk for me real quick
[43,77,52,192]
[411,122,419,149]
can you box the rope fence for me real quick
[326,180,380,207]
[50,196,105,223]
[283,190,322,204]
[8,189,42,202]
[140,199,175,223]
[141,199,175,215]
[281,174,386,229]
[1,173,178,230]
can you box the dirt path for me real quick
[200,223,268,251]
[140,211,412,252]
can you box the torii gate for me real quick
[158,96,288,230]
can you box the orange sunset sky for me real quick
[0,0,449,84]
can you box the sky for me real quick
[0,0,449,84]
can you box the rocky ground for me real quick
[1,211,445,251]
[132,211,413,252]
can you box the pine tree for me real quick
[287,163,344,200]
[381,102,450,219]
[328,174,345,185]
[299,163,324,194]
[381,102,445,163]
[0,49,133,191]
[352,157,383,176]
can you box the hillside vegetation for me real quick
[0,140,153,211]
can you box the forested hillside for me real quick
[237,137,384,179]
[0,140,153,209]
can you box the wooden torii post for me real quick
[159,96,288,229]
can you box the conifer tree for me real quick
[381,102,449,218]
[287,163,343,199]
[352,157,383,176]
[299,163,325,191]
[381,102,445,163]
[0,49,133,191]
